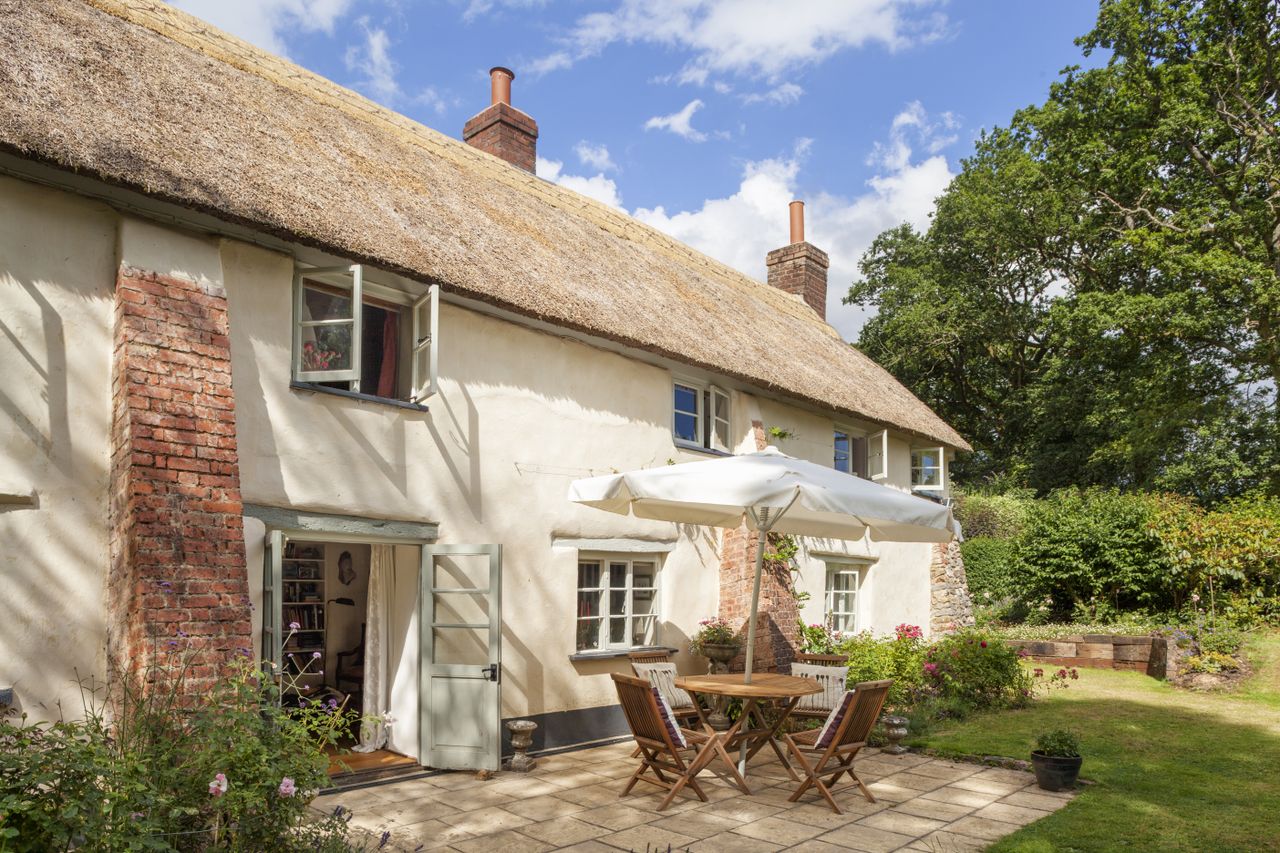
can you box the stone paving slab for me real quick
[315,744,1075,851]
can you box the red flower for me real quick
[980,641,988,648]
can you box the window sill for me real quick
[290,381,429,413]
[672,440,732,458]
[569,645,679,663]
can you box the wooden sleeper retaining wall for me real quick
[1006,634,1172,680]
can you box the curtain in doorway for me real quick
[353,544,395,752]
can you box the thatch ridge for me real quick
[0,0,969,450]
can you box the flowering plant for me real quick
[690,618,739,654]
[798,621,839,654]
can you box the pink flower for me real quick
[278,777,296,797]
[288,621,300,630]
[209,773,228,797]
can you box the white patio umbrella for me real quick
[569,447,956,682]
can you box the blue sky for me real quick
[173,0,1101,338]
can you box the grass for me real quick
[912,631,1280,852]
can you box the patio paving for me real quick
[314,742,1075,851]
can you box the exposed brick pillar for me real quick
[107,266,251,693]
[929,541,975,636]
[766,201,829,318]
[717,420,801,672]
[463,66,538,173]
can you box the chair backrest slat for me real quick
[628,649,672,665]
[612,672,675,749]
[796,653,847,666]
[836,679,892,748]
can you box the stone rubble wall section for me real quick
[930,541,975,636]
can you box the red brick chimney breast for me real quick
[463,66,538,173]
[766,200,829,319]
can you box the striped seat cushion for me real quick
[815,690,856,749]
[633,662,696,710]
[791,663,848,712]
[652,687,688,748]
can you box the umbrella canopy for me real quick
[569,447,956,681]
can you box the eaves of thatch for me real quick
[0,0,969,451]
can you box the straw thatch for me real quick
[0,0,968,450]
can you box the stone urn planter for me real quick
[698,643,740,675]
[1030,752,1082,791]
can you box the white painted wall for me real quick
[0,175,116,720]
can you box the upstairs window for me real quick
[672,379,731,452]
[911,447,945,490]
[867,429,889,480]
[576,555,659,651]
[834,428,869,478]
[292,265,437,403]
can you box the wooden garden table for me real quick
[675,673,821,782]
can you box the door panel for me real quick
[262,530,284,675]
[420,544,502,771]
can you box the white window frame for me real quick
[575,554,661,652]
[911,446,946,491]
[824,560,867,635]
[672,377,732,452]
[867,429,889,480]
[833,428,853,474]
[293,264,363,386]
[410,284,439,403]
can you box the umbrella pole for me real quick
[742,526,767,685]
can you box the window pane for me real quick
[834,430,851,473]
[632,563,655,587]
[674,411,698,443]
[609,617,626,644]
[674,384,698,414]
[632,616,656,647]
[632,589,655,616]
[578,561,601,589]
[609,590,627,617]
[830,571,858,592]
[830,592,856,614]
[609,563,628,588]
[577,619,601,651]
[577,590,601,619]
[301,286,354,372]
[831,611,856,633]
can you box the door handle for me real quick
[481,663,499,683]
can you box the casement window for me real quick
[911,447,946,490]
[824,562,865,634]
[576,555,659,651]
[866,429,889,480]
[292,264,437,403]
[833,428,869,479]
[672,379,731,452]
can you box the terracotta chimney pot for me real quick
[490,66,514,106]
[789,200,805,244]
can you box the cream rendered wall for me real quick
[0,176,117,720]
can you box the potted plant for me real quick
[1031,729,1082,791]
[690,618,740,673]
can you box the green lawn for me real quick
[913,631,1280,852]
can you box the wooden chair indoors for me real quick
[781,678,892,814]
[611,673,748,810]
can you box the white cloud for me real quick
[574,142,618,172]
[171,0,353,57]
[537,158,625,210]
[867,100,959,170]
[532,0,949,80]
[344,17,400,102]
[632,107,958,338]
[741,82,804,106]
[644,99,709,142]
[461,0,547,23]
[413,87,451,115]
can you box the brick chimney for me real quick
[766,200,829,319]
[463,67,538,172]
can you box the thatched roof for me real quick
[0,0,968,450]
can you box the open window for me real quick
[672,377,732,453]
[292,265,438,404]
[867,429,889,480]
[709,386,731,453]
[834,427,870,479]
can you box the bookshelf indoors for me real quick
[282,541,326,683]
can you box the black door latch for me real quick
[481,663,499,682]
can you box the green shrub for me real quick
[0,633,373,851]
[953,490,1034,540]
[961,537,1017,600]
[1012,488,1175,619]
[1035,729,1081,757]
[1184,651,1239,674]
[922,631,1033,711]
[1195,626,1243,656]
[830,625,926,709]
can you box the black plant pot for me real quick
[1030,751,1082,791]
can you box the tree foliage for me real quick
[849,0,1279,499]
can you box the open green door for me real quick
[419,544,502,771]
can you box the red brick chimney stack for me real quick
[766,200,829,319]
[463,66,538,173]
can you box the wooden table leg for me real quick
[743,696,801,780]
[691,691,754,794]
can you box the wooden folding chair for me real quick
[788,660,850,724]
[611,672,748,810]
[781,678,892,814]
[627,649,673,665]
